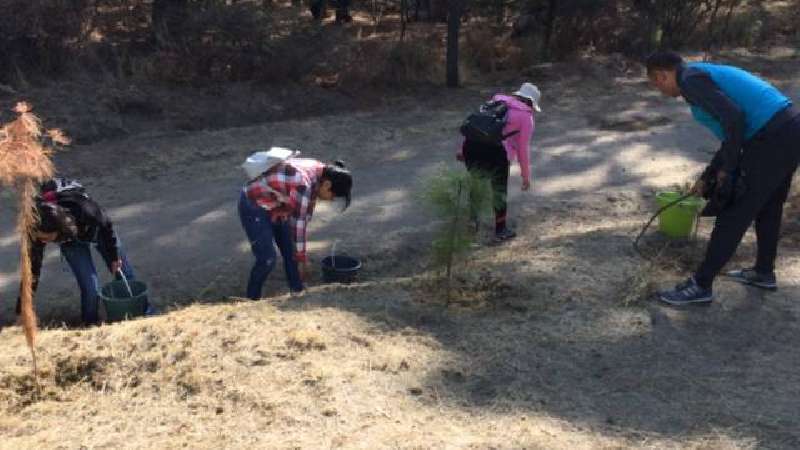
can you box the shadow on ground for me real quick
[276,210,800,448]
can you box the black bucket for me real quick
[320,255,361,284]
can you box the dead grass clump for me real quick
[623,236,707,305]
[287,329,328,352]
[366,345,412,373]
[0,372,49,409]
[620,259,663,306]
[53,355,114,391]
[412,268,513,308]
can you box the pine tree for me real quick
[422,167,494,303]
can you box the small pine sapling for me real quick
[422,167,494,303]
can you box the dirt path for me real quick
[1,60,798,326]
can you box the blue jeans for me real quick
[60,238,136,325]
[238,192,303,299]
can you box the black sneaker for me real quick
[491,228,516,245]
[725,268,777,291]
[658,277,713,306]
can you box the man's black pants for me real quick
[463,139,510,234]
[694,115,800,289]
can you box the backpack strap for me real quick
[490,100,518,140]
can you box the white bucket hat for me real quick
[513,82,542,112]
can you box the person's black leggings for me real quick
[694,114,800,289]
[463,139,510,234]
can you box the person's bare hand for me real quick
[521,179,531,191]
[110,259,123,275]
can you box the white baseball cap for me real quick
[242,146,295,180]
[513,82,542,112]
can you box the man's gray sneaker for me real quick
[725,268,777,291]
[658,277,714,306]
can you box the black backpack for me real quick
[459,100,519,145]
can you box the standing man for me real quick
[646,52,800,305]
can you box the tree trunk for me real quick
[401,0,408,41]
[152,0,188,43]
[429,0,448,22]
[721,0,739,43]
[495,0,505,25]
[542,0,557,59]
[705,0,724,52]
[446,0,465,87]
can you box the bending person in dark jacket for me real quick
[18,178,139,325]
[647,52,800,306]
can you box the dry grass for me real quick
[0,291,764,450]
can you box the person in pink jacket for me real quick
[457,82,540,243]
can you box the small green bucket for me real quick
[656,191,704,239]
[100,277,148,322]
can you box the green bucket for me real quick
[100,278,148,322]
[655,191,704,239]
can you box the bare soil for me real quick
[1,49,799,449]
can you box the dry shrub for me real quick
[146,3,278,83]
[1,105,55,337]
[370,40,442,87]
[261,28,331,84]
[0,0,89,83]
[143,2,324,85]
[463,27,522,73]
[0,102,67,373]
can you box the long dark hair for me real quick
[322,160,353,210]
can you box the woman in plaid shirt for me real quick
[239,158,352,299]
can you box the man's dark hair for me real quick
[646,51,684,74]
[35,201,77,239]
[322,160,353,210]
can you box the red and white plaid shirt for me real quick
[245,158,325,262]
